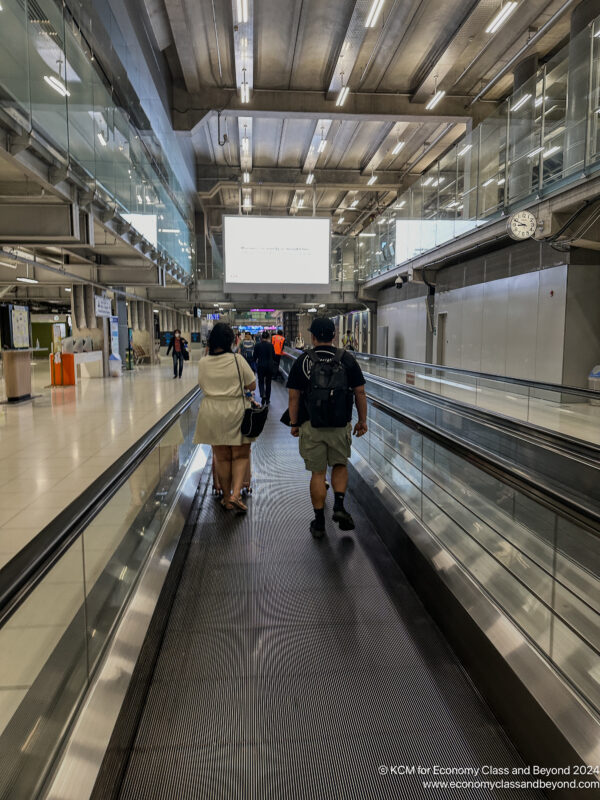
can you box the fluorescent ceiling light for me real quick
[511,93,531,112]
[65,287,72,291]
[318,139,327,153]
[308,307,317,313]
[422,177,433,186]
[486,2,518,34]
[97,132,107,147]
[17,276,38,284]
[297,198,304,208]
[136,194,143,203]
[350,199,359,208]
[241,82,250,103]
[367,175,378,185]
[543,145,560,158]
[306,173,315,185]
[242,137,249,152]
[0,260,17,269]
[236,0,248,23]
[528,146,544,158]
[426,90,445,110]
[44,75,70,97]
[394,201,406,209]
[365,0,385,28]
[497,177,506,185]
[359,233,376,237]
[378,219,387,224]
[391,141,405,155]
[336,86,350,107]
[534,95,548,108]
[482,178,495,187]
[338,217,345,223]
[243,171,250,183]
[458,144,472,156]
[153,309,159,313]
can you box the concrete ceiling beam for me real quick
[163,0,202,93]
[173,86,494,132]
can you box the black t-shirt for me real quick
[286,346,366,425]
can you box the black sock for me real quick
[333,492,345,512]
[314,508,325,526]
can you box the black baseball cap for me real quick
[308,317,335,341]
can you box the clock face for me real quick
[508,210,537,240]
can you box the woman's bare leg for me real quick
[213,446,233,499]
[231,444,251,500]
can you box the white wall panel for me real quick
[506,273,538,379]
[459,283,484,371]
[536,266,567,383]
[434,265,568,381]
[378,297,427,361]
[481,278,509,375]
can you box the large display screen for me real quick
[224,216,331,293]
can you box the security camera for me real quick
[395,275,406,288]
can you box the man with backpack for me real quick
[286,317,368,538]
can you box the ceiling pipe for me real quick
[0,285,15,298]
[468,0,579,105]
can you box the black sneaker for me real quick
[332,509,355,531]
[310,519,325,539]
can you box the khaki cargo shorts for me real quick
[298,421,352,473]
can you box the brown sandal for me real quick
[230,496,248,514]
[220,498,233,510]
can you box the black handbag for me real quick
[182,345,190,361]
[234,354,269,438]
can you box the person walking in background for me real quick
[286,317,368,539]
[193,322,256,513]
[294,334,305,350]
[239,331,256,372]
[166,329,188,378]
[272,328,285,381]
[342,330,355,350]
[254,330,276,405]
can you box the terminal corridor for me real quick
[99,385,541,800]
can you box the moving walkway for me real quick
[0,357,598,799]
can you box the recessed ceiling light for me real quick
[391,141,405,155]
[17,276,38,284]
[426,90,445,110]
[306,173,315,185]
[367,175,378,185]
[365,0,385,28]
[485,2,517,34]
[336,86,350,107]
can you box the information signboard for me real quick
[94,295,112,318]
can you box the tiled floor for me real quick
[0,360,198,569]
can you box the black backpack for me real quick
[306,349,352,428]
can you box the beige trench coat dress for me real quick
[193,352,256,446]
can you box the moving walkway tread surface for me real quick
[114,385,542,800]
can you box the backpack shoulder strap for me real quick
[307,349,321,365]
[333,348,345,364]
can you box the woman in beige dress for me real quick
[193,322,256,512]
